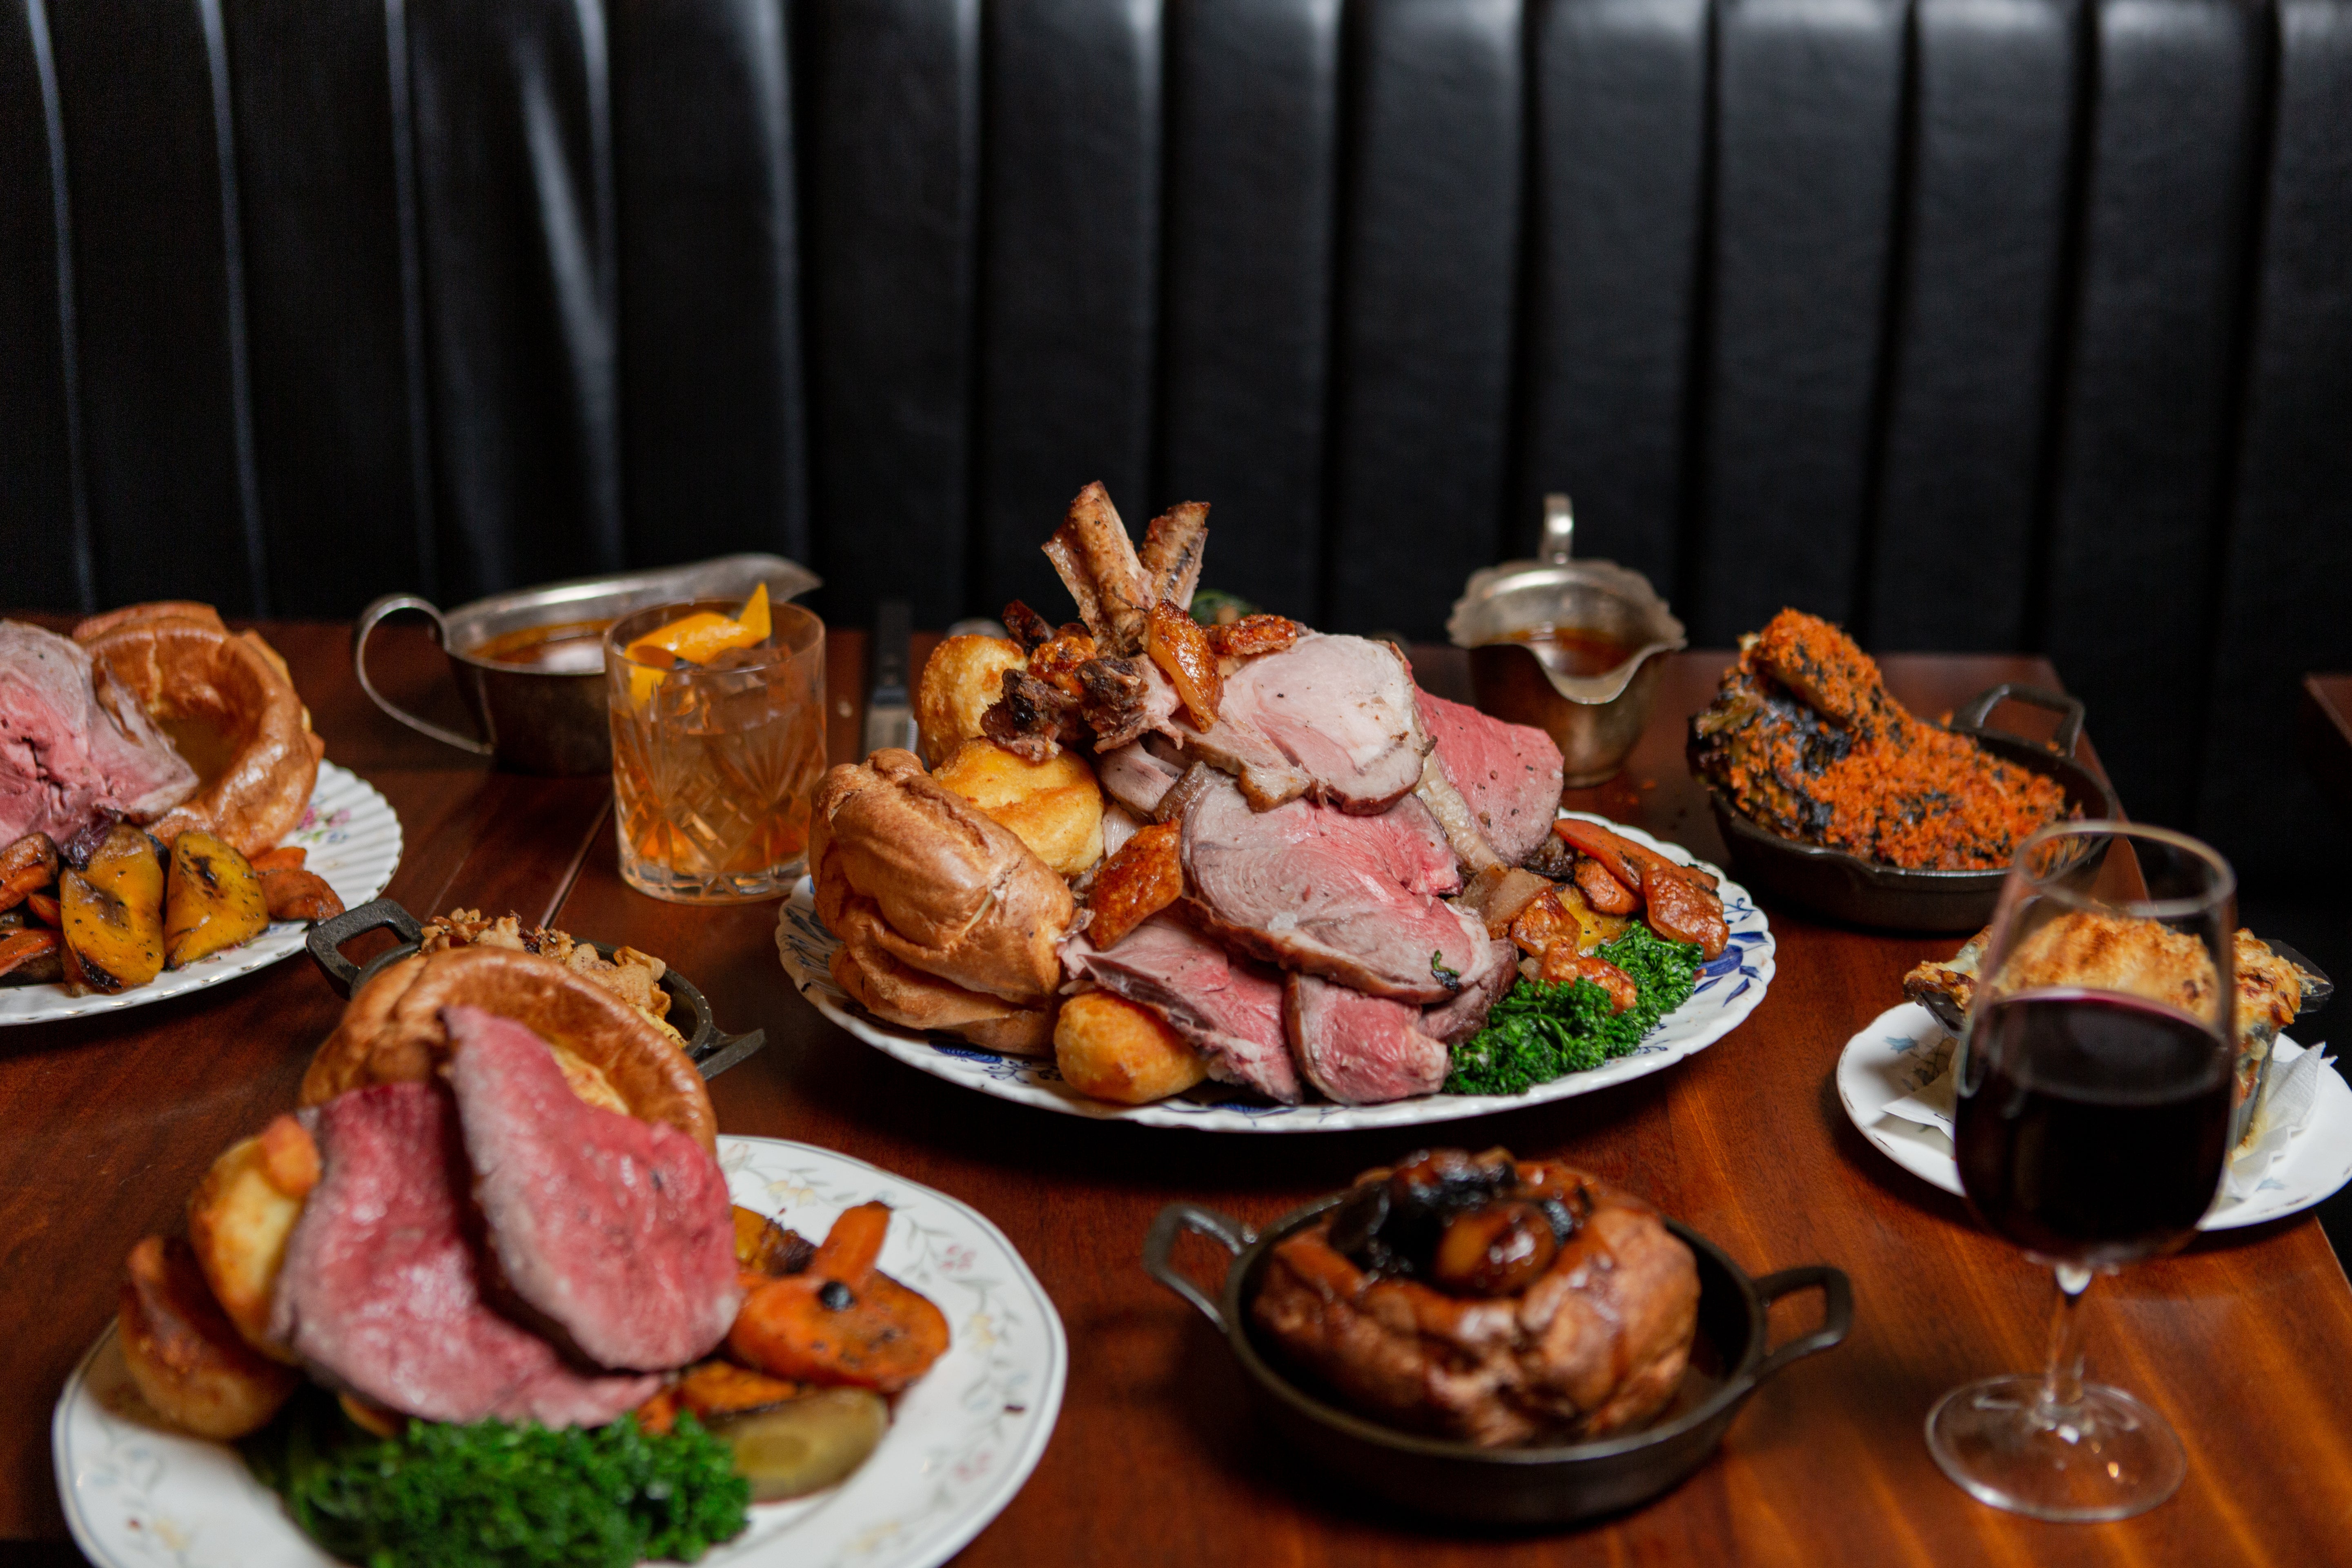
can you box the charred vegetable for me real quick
[165,828,270,969]
[61,825,165,991]
[728,1203,950,1394]
[0,833,57,912]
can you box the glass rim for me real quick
[604,596,823,671]
[2008,819,2235,920]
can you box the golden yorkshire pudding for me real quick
[301,945,715,1154]
[73,603,323,856]
[810,748,1072,1006]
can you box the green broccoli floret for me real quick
[242,1389,750,1568]
[1445,923,1704,1096]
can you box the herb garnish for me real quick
[1431,950,1461,987]
[241,1388,749,1568]
[1444,923,1703,1095]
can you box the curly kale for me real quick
[1445,922,1704,1096]
[241,1389,749,1568]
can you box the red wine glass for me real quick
[1928,822,2235,1521]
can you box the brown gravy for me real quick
[470,619,614,675]
[1494,624,1633,677]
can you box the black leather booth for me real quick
[3,0,2349,905]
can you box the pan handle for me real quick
[1744,1265,1853,1386]
[306,898,425,997]
[694,1029,768,1081]
[1951,683,2084,758]
[354,594,497,757]
[1143,1203,1255,1332]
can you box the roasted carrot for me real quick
[727,1272,948,1393]
[24,893,60,928]
[0,929,58,978]
[809,1202,891,1289]
[247,846,307,875]
[258,867,343,922]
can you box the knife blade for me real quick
[862,597,920,759]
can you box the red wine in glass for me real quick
[1957,990,2232,1267]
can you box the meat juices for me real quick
[441,1006,741,1372]
[270,1083,662,1427]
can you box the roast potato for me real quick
[914,635,1027,766]
[932,738,1105,877]
[1054,990,1207,1104]
[710,1390,888,1502]
[61,826,165,991]
[119,1234,299,1439]
[185,1115,318,1360]
[164,829,269,968]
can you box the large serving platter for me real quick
[777,809,1774,1132]
[54,1136,1067,1568]
[1838,1002,2352,1230]
[0,762,401,1026]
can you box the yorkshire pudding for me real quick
[73,603,323,855]
[301,945,715,1153]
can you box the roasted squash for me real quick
[165,829,270,969]
[60,826,165,991]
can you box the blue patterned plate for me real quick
[54,1136,1066,1568]
[777,810,1775,1132]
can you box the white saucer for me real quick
[1836,1002,2352,1230]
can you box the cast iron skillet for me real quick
[303,899,767,1080]
[1144,1196,1851,1526]
[1704,683,2123,933]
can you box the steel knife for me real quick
[862,597,920,759]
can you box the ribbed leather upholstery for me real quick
[3,0,2349,886]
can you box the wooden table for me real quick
[4,622,2348,1567]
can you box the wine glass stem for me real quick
[2038,1261,2093,1418]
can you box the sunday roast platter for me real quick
[782,483,1775,1130]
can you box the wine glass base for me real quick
[1927,1376,2185,1521]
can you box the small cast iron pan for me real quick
[305,899,767,1080]
[1144,1196,1851,1526]
[1704,683,2123,933]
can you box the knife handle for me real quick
[872,599,912,690]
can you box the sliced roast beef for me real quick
[1181,775,1496,1004]
[1284,973,1450,1104]
[0,621,196,845]
[1415,690,1565,866]
[1097,741,1184,817]
[442,1006,740,1372]
[1421,938,1519,1044]
[271,1082,661,1426]
[1163,635,1430,813]
[1061,914,1300,1102]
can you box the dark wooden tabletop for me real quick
[4,620,2348,1567]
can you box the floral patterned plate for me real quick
[53,1136,1067,1568]
[1837,1002,2352,1229]
[776,810,1775,1132]
[0,762,401,1026]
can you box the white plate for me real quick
[0,762,402,1026]
[1837,1002,2352,1229]
[54,1135,1067,1568]
[777,810,1775,1132]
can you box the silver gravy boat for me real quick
[1446,496,1686,788]
[354,554,820,775]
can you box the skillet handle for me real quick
[1746,1265,1854,1385]
[354,594,497,757]
[1143,1203,1254,1332]
[306,898,425,998]
[1950,683,2084,758]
